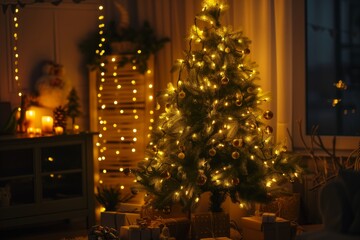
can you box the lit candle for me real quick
[34,128,42,135]
[73,124,80,134]
[26,110,35,128]
[41,116,53,133]
[27,127,34,135]
[54,126,64,135]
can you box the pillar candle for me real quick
[41,116,53,133]
[25,110,36,128]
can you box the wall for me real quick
[0,1,100,130]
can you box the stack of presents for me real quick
[89,194,300,240]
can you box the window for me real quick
[292,0,359,150]
[306,0,360,136]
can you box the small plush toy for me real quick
[35,61,71,109]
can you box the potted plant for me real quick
[95,185,135,211]
[96,185,140,230]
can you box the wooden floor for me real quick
[0,219,89,240]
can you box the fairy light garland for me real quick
[96,3,106,187]
[13,7,22,98]
[95,3,154,195]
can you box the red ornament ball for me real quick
[231,177,240,186]
[179,145,186,151]
[232,138,243,147]
[235,99,242,106]
[161,171,171,179]
[263,110,274,120]
[244,48,251,54]
[265,125,273,134]
[197,173,207,185]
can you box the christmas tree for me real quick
[136,0,302,214]
[66,87,81,127]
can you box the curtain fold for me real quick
[128,0,293,146]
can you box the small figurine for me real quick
[35,61,71,109]
[159,225,170,240]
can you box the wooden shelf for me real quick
[0,132,96,230]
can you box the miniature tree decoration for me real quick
[53,105,67,130]
[135,0,302,214]
[66,87,81,128]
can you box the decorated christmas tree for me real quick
[136,0,302,214]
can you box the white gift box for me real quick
[262,212,277,223]
[100,211,140,231]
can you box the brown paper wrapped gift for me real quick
[191,212,230,240]
[241,216,290,240]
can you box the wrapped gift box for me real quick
[100,211,140,231]
[120,225,160,240]
[161,217,191,240]
[241,216,290,240]
[191,212,230,240]
[119,202,143,213]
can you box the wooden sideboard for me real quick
[0,132,96,229]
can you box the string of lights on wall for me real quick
[13,7,22,99]
[95,2,155,194]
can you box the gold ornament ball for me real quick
[179,91,186,98]
[178,152,185,159]
[209,148,216,156]
[265,125,273,134]
[232,151,240,159]
[225,47,231,53]
[221,76,229,85]
[263,110,274,120]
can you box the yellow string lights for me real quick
[13,7,22,98]
[95,3,154,196]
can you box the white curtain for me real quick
[122,0,294,146]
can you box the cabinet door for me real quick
[0,148,35,206]
[41,144,83,200]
